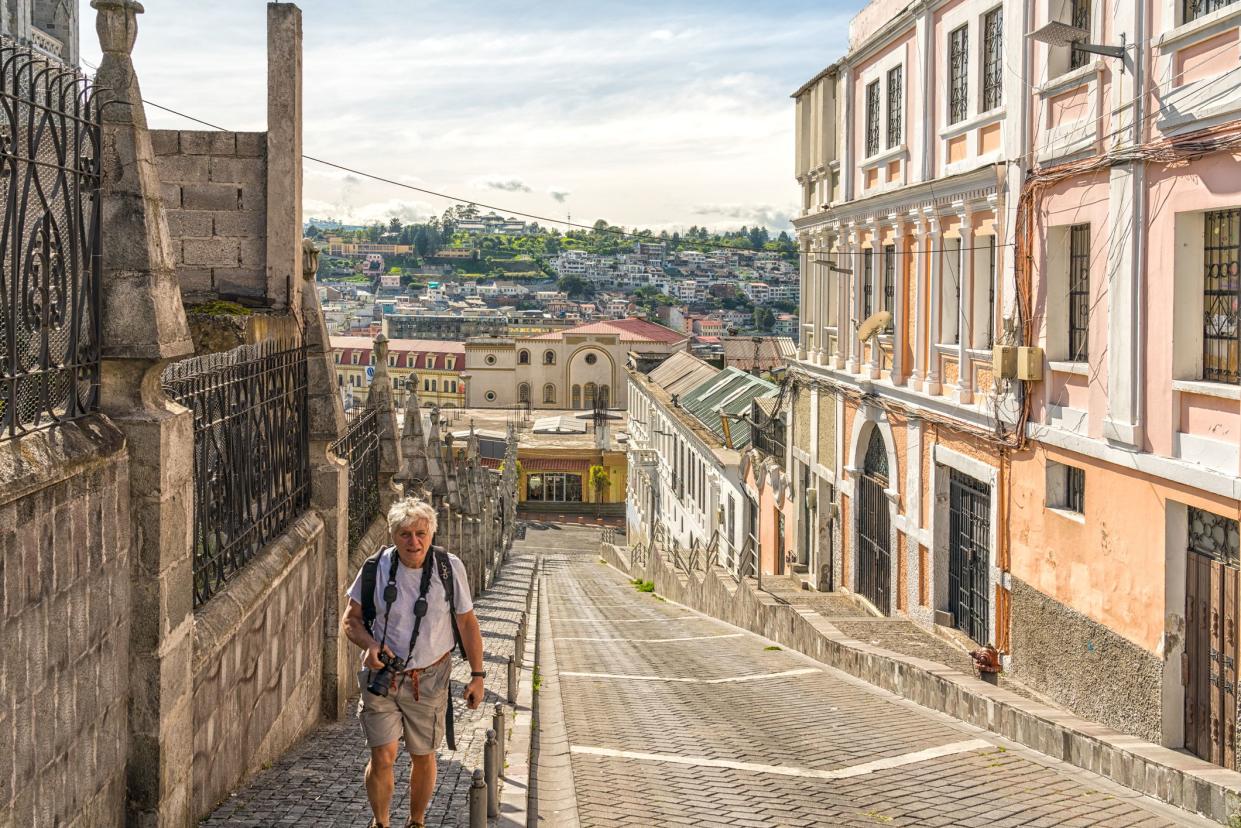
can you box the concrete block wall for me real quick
[152,129,269,307]
[191,512,325,820]
[0,418,130,827]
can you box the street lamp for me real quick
[1028,21,1126,63]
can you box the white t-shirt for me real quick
[347,547,474,669]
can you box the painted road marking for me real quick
[559,667,821,684]
[554,633,746,643]
[570,739,994,781]
[549,616,704,623]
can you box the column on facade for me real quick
[925,214,943,396]
[833,227,849,370]
[804,233,814,362]
[955,209,975,404]
[891,217,908,385]
[866,221,882,380]
[911,215,928,390]
[843,224,861,374]
[816,229,832,366]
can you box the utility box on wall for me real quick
[1017,346,1043,381]
[992,345,1017,379]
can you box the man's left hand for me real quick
[464,676,484,709]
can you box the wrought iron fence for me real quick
[331,406,380,551]
[0,42,102,442]
[163,338,311,606]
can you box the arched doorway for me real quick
[599,384,610,408]
[571,385,581,409]
[856,428,891,614]
[584,382,597,409]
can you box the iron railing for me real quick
[948,468,990,644]
[163,338,311,606]
[1203,209,1240,383]
[1184,0,1239,24]
[1070,0,1092,69]
[331,406,380,551]
[886,65,902,149]
[949,25,969,124]
[0,42,102,442]
[1069,224,1091,361]
[865,80,880,157]
[981,7,1003,111]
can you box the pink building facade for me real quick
[789,0,1241,769]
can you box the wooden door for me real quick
[1185,507,1240,769]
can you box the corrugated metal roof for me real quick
[646,351,719,398]
[678,367,777,448]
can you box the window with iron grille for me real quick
[1203,209,1241,383]
[1184,0,1240,24]
[886,66,903,148]
[883,245,895,331]
[1188,506,1241,565]
[1070,0,1091,70]
[863,248,874,319]
[1069,224,1090,361]
[865,80,881,157]
[982,9,1003,111]
[949,25,969,124]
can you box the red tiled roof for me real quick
[331,336,465,369]
[526,317,686,344]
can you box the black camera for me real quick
[367,650,406,697]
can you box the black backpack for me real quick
[360,544,466,660]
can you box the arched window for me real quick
[864,428,888,481]
[572,385,581,409]
[543,383,556,404]
[518,383,531,404]
[584,382,597,409]
[430,379,438,392]
[599,384,610,408]
[544,350,556,365]
[518,350,530,365]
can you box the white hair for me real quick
[387,497,438,539]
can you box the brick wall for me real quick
[191,512,325,820]
[0,418,130,827]
[152,129,269,307]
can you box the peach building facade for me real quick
[790,0,1241,767]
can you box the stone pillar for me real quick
[833,232,848,370]
[866,222,882,381]
[266,3,303,312]
[300,240,352,720]
[844,225,861,375]
[797,231,812,360]
[367,334,404,511]
[891,219,908,385]
[92,2,196,824]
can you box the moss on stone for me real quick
[187,299,253,317]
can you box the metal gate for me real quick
[1185,507,1240,768]
[857,430,890,614]
[948,468,990,644]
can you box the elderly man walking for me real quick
[342,497,486,828]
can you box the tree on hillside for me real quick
[753,307,776,331]
[558,275,594,299]
[388,217,402,236]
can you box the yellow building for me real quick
[331,336,465,411]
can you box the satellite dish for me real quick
[856,311,892,343]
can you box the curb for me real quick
[600,541,1241,826]
[497,558,538,827]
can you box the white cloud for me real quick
[691,203,798,232]
[548,188,571,203]
[471,175,533,193]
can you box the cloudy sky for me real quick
[80,1,856,233]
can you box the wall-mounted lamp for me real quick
[1028,22,1126,67]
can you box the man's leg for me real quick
[365,741,400,826]
[407,752,437,825]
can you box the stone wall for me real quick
[191,512,326,819]
[0,418,130,827]
[1008,576,1164,744]
[152,129,269,307]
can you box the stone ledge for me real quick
[599,541,1241,825]
[192,510,324,677]
[0,415,126,507]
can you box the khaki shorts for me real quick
[357,654,452,754]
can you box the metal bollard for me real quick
[506,654,517,703]
[485,728,500,818]
[469,768,487,827]
[493,702,506,761]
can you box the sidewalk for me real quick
[604,538,1241,826]
[201,549,536,827]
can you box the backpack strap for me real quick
[433,546,468,660]
[360,545,396,635]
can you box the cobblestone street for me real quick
[534,525,1209,828]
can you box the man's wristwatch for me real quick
[470,671,485,679]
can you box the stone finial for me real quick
[373,332,389,364]
[302,238,320,281]
[92,0,143,56]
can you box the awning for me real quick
[522,458,594,474]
